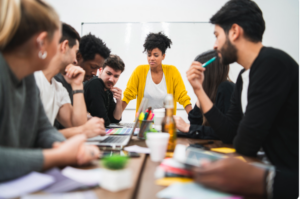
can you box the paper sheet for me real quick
[124,145,150,154]
[210,147,236,154]
[61,167,102,186]
[21,191,98,199]
[157,182,241,199]
[43,168,89,193]
[0,172,54,198]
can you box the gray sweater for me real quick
[0,53,65,182]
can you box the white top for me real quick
[143,70,167,109]
[34,71,71,125]
[241,69,250,114]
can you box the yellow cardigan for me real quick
[122,64,191,115]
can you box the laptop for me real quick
[86,98,148,149]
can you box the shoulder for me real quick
[163,64,180,75]
[34,71,47,88]
[217,81,235,94]
[134,64,149,73]
[84,77,104,90]
[252,47,298,74]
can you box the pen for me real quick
[202,57,216,68]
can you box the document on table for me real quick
[124,145,150,154]
[43,168,89,193]
[157,182,241,199]
[61,167,102,186]
[21,191,98,199]
[0,172,54,199]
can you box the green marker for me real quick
[202,57,216,68]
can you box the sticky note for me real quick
[235,156,246,162]
[156,177,193,186]
[210,147,236,154]
[165,152,173,157]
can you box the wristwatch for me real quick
[72,90,84,95]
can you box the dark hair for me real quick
[210,0,265,42]
[79,33,111,61]
[195,50,230,125]
[103,54,125,72]
[143,32,172,54]
[60,23,80,48]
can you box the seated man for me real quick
[187,0,298,198]
[54,33,111,103]
[35,23,105,138]
[84,55,125,127]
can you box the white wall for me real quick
[46,0,299,122]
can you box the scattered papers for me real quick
[61,167,102,186]
[157,182,241,199]
[0,172,54,199]
[210,147,236,154]
[43,168,88,193]
[21,191,98,199]
[124,145,150,154]
[156,177,193,186]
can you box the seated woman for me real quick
[0,0,99,182]
[174,50,234,139]
[122,32,192,115]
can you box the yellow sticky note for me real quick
[165,152,174,157]
[235,156,246,162]
[156,178,193,186]
[210,147,236,154]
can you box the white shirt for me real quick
[143,70,167,109]
[241,69,250,114]
[34,71,71,125]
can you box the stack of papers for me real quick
[157,182,241,199]
[61,167,102,186]
[0,172,55,198]
[124,145,150,154]
[21,191,98,199]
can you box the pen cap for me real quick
[164,94,173,109]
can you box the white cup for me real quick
[153,108,165,131]
[146,133,170,162]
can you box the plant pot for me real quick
[100,168,132,192]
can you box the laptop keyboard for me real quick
[101,136,128,144]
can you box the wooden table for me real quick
[34,137,262,199]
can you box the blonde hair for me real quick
[0,0,60,52]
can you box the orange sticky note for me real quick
[210,147,236,154]
[165,152,174,158]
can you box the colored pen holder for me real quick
[137,120,153,140]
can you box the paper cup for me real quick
[146,133,170,162]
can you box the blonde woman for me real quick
[0,0,99,182]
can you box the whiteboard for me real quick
[82,22,243,109]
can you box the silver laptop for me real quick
[86,98,148,149]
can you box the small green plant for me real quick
[102,155,128,170]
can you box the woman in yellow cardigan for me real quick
[122,32,192,115]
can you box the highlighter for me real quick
[202,56,216,68]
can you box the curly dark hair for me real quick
[143,32,172,54]
[210,0,265,42]
[103,54,125,72]
[79,33,111,61]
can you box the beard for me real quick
[219,37,238,65]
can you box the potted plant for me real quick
[100,155,132,192]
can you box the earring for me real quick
[38,51,47,59]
